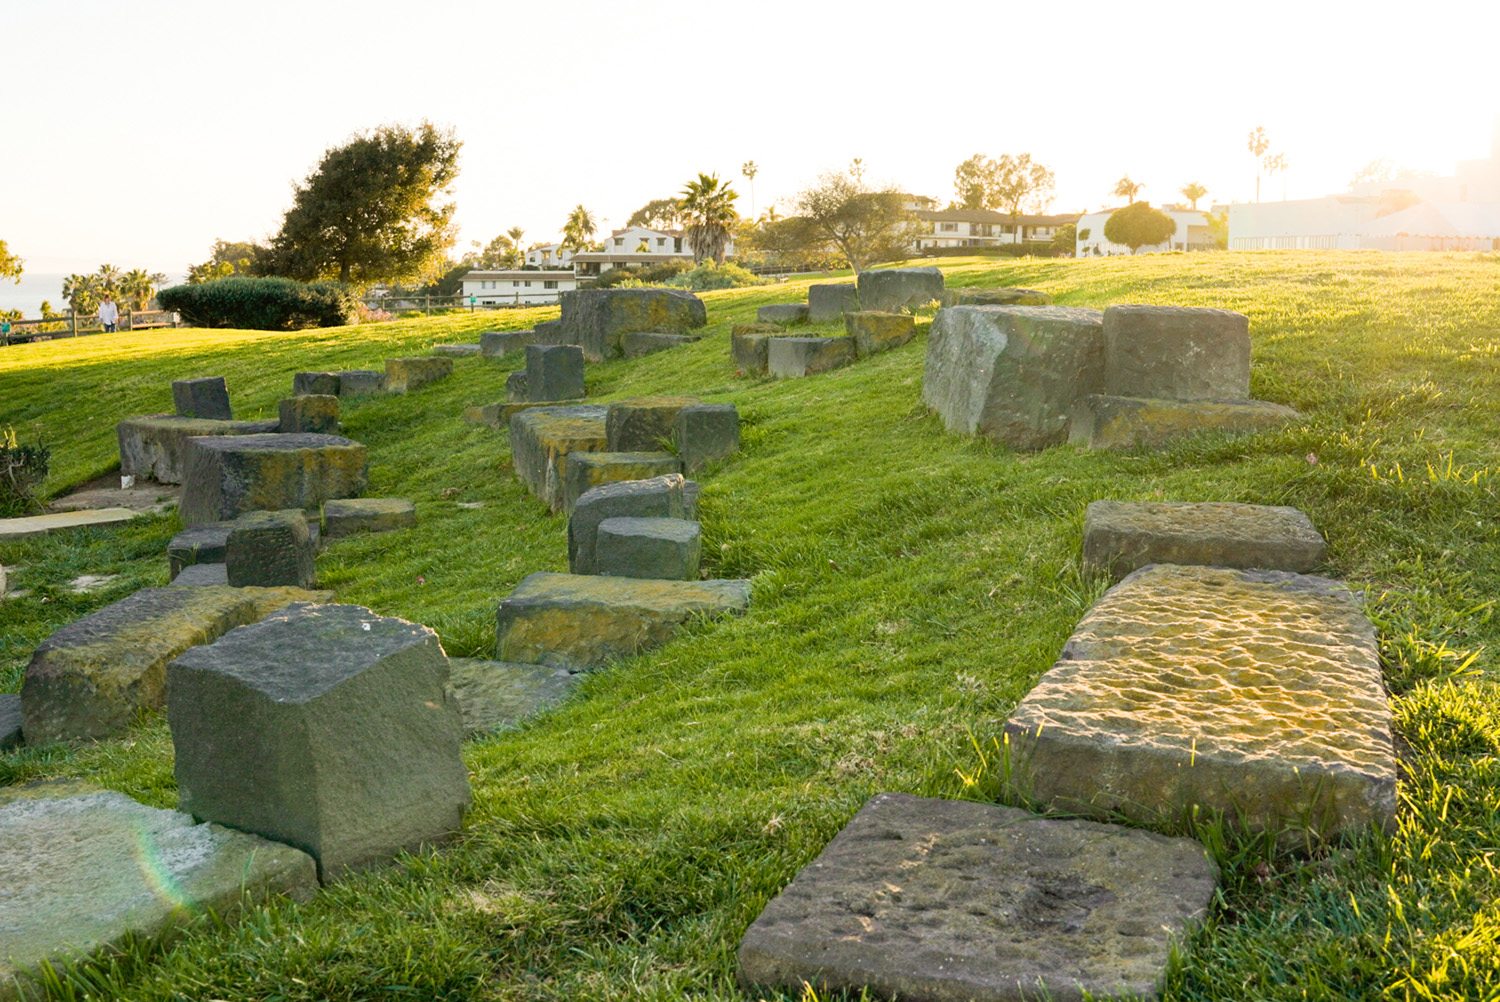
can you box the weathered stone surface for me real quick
[731,322,784,336]
[559,288,708,362]
[278,394,339,435]
[1082,501,1326,579]
[505,370,529,402]
[481,329,535,357]
[168,522,233,579]
[569,474,689,575]
[323,498,416,538]
[1102,305,1251,401]
[757,303,808,324]
[226,510,315,589]
[767,336,857,378]
[431,343,481,357]
[675,403,740,472]
[622,331,700,357]
[20,584,328,744]
[941,286,1053,308]
[172,377,232,420]
[168,603,470,881]
[0,781,316,1001]
[170,562,229,587]
[447,658,577,736]
[857,266,944,312]
[1004,564,1396,836]
[526,344,586,403]
[509,405,608,512]
[1068,395,1300,450]
[563,452,681,515]
[294,371,341,396]
[606,395,700,452]
[0,694,19,750]
[738,793,1217,1002]
[731,331,776,376]
[922,305,1106,450]
[531,318,570,345]
[463,400,576,429]
[117,415,280,484]
[0,508,139,542]
[844,311,915,358]
[335,370,385,396]
[496,572,750,668]
[384,356,453,394]
[179,433,368,526]
[596,516,701,580]
[807,283,859,323]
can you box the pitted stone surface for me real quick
[170,562,229,587]
[525,344,586,403]
[294,372,341,396]
[508,405,608,512]
[463,400,576,429]
[179,433,368,526]
[335,370,385,396]
[596,516,702,580]
[0,694,19,750]
[1083,501,1326,579]
[1102,305,1251,401]
[447,659,578,735]
[856,266,944,312]
[1068,395,1299,450]
[738,792,1217,1002]
[117,415,280,484]
[1004,564,1395,835]
[675,403,740,472]
[941,286,1054,307]
[732,331,779,375]
[226,510,316,589]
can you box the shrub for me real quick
[0,426,49,517]
[587,260,692,289]
[665,260,766,291]
[157,277,357,330]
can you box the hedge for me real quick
[157,277,358,330]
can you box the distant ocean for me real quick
[0,272,69,318]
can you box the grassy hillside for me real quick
[2,251,1499,1000]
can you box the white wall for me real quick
[460,271,576,305]
[1076,207,1214,256]
[1227,197,1379,251]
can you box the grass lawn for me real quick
[3,250,1500,999]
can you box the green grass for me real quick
[3,251,1500,999]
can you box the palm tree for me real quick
[1180,182,1208,211]
[95,264,123,297]
[741,161,759,219]
[562,205,597,253]
[1247,126,1270,202]
[121,268,156,309]
[61,273,101,314]
[1264,154,1289,200]
[679,173,738,265]
[506,226,525,267]
[1111,175,1143,204]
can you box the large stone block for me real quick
[568,474,690,575]
[731,331,775,376]
[505,370,529,402]
[596,516,701,580]
[117,415,280,484]
[857,266,944,312]
[606,395,700,452]
[447,659,578,736]
[508,405,608,512]
[462,400,562,429]
[844,311,915,358]
[430,343,481,357]
[0,694,19,750]
[335,370,385,396]
[1102,305,1251,401]
[0,781,316,1001]
[922,305,1105,450]
[675,403,740,472]
[384,356,453,394]
[767,336,857,378]
[226,510,316,589]
[496,572,750,668]
[481,329,535,358]
[738,793,1217,1002]
[526,343,586,403]
[941,286,1053,307]
[1067,395,1300,450]
[1004,564,1397,836]
[559,288,708,362]
[807,283,859,323]
[278,393,339,434]
[20,584,328,744]
[1082,500,1326,579]
[294,371,341,396]
[757,303,808,324]
[563,451,682,515]
[179,433,368,526]
[168,603,470,881]
[323,498,416,538]
[172,377,232,420]
[531,318,571,345]
[622,331,700,357]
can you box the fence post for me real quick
[69,311,77,336]
[123,309,132,332]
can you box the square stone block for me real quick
[526,344,586,403]
[1102,304,1251,401]
[856,266,944,312]
[179,433,368,526]
[1082,500,1326,579]
[767,336,857,378]
[1067,395,1300,450]
[118,415,280,484]
[568,474,689,574]
[806,283,859,323]
[843,311,915,358]
[596,516,701,580]
[335,370,386,396]
[168,521,233,579]
[675,403,740,472]
[622,332,700,358]
[941,286,1053,307]
[226,510,316,589]
[563,451,681,515]
[462,401,566,429]
[531,319,571,345]
[278,394,339,435]
[172,377,232,420]
[168,603,471,881]
[731,331,775,376]
[170,563,229,587]
[605,395,701,452]
[384,356,453,394]
[508,405,608,512]
[559,288,707,362]
[481,329,535,358]
[757,303,808,324]
[323,498,416,538]
[293,372,341,397]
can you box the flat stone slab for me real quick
[767,336,857,378]
[0,508,138,542]
[0,781,316,1001]
[757,303,808,324]
[0,694,19,750]
[622,331,700,357]
[384,356,454,394]
[430,343,481,357]
[1068,395,1300,450]
[1004,564,1396,836]
[508,405,608,512]
[170,562,229,587]
[179,433,369,526]
[480,330,535,358]
[117,415,279,485]
[447,658,578,736]
[496,571,750,668]
[941,286,1054,307]
[463,399,582,429]
[168,521,233,579]
[1083,501,1326,579]
[563,452,681,515]
[738,792,1217,1002]
[323,498,416,538]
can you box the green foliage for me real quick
[664,260,764,291]
[156,277,356,330]
[1111,174,1143,203]
[679,173,739,265]
[0,425,49,517]
[795,162,914,274]
[1104,201,1177,252]
[627,198,683,230]
[1207,211,1229,250]
[1181,181,1209,210]
[1050,222,1077,255]
[586,259,691,288]
[951,153,1056,215]
[0,239,22,282]
[562,204,598,253]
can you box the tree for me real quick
[1180,182,1208,211]
[96,264,123,298]
[678,173,738,265]
[1050,222,1077,256]
[464,232,521,269]
[1104,201,1177,253]
[742,161,758,219]
[0,240,22,283]
[259,122,461,286]
[506,227,526,266]
[1263,153,1288,200]
[1111,175,1143,204]
[121,268,159,309]
[795,162,914,275]
[61,273,101,314]
[627,198,683,230]
[188,239,259,284]
[562,204,598,253]
[952,154,1056,216]
[1205,212,1229,250]
[1247,126,1270,202]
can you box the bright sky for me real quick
[4,0,1498,278]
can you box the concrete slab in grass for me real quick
[0,508,138,542]
[1082,500,1326,579]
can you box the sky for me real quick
[3,0,1499,287]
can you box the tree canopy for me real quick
[562,205,598,253]
[259,122,461,286]
[0,240,22,283]
[1104,202,1177,253]
[795,163,913,275]
[952,154,1056,216]
[1111,175,1143,204]
[627,198,683,231]
[1179,182,1208,211]
[188,239,260,284]
[679,173,738,265]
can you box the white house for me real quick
[1227,197,1382,250]
[460,269,577,306]
[911,207,1079,250]
[570,226,737,276]
[524,243,575,268]
[1075,206,1215,256]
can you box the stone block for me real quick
[168,522,232,579]
[430,343,481,357]
[738,792,1217,1002]
[843,311,915,358]
[568,474,689,575]
[1067,395,1300,450]
[508,405,608,512]
[323,498,416,538]
[731,322,784,336]
[531,318,571,345]
[856,266,944,312]
[675,403,740,472]
[226,510,316,589]
[463,400,572,429]
[807,283,859,323]
[1102,304,1251,401]
[447,659,577,736]
[731,332,775,376]
[278,393,339,435]
[0,781,316,999]
[941,286,1053,307]
[168,603,470,881]
[1004,564,1397,836]
[1082,500,1326,579]
[171,563,229,587]
[767,336,857,378]
[596,516,701,580]
[505,370,529,402]
[481,329,535,357]
[179,433,368,526]
[0,508,139,542]
[495,572,750,668]
[922,305,1105,450]
[335,370,385,396]
[563,452,682,515]
[0,694,19,750]
[172,377,232,420]
[20,584,329,744]
[118,415,280,484]
[622,331,700,357]
[526,343,586,403]
[384,356,453,394]
[559,288,708,362]
[294,372,341,397]
[605,395,701,452]
[757,303,808,324]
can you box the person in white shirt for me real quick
[98,294,119,333]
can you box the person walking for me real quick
[98,294,119,333]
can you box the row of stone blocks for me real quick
[477,288,709,363]
[754,266,952,325]
[482,327,701,361]
[734,311,917,377]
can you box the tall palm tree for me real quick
[679,173,739,265]
[562,205,597,253]
[741,161,758,219]
[61,273,101,314]
[506,226,526,267]
[121,268,155,309]
[1180,182,1208,211]
[95,264,123,297]
[1111,175,1143,204]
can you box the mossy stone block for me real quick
[481,329,535,358]
[856,266,944,312]
[525,344,586,403]
[568,474,689,574]
[622,332,700,357]
[732,332,773,376]
[675,403,740,472]
[562,452,682,515]
[508,405,608,512]
[941,286,1053,307]
[278,394,339,435]
[1102,305,1251,402]
[605,395,701,452]
[384,356,453,394]
[117,415,280,485]
[172,377,232,420]
[226,510,316,589]
[335,370,385,396]
[560,288,708,362]
[1067,395,1300,450]
[447,659,578,736]
[168,521,233,579]
[294,372,341,396]
[179,433,369,526]
[844,311,915,358]
[767,336,857,378]
[806,283,859,323]
[323,498,416,538]
[757,303,808,324]
[596,516,702,580]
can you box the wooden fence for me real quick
[1,309,179,346]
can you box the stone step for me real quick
[170,562,229,587]
[568,474,692,575]
[806,283,858,323]
[430,343,481,357]
[508,405,608,512]
[941,286,1053,307]
[480,329,535,358]
[596,516,701,580]
[757,303,808,324]
[561,288,707,362]
[463,399,584,429]
[767,336,856,378]
[622,332,700,357]
[323,498,416,538]
[168,521,233,579]
[495,572,750,669]
[117,415,280,485]
[384,356,453,394]
[563,452,681,515]
[606,396,701,452]
[447,658,579,736]
[857,266,944,312]
[843,311,915,358]
[738,792,1216,1002]
[0,508,139,542]
[1004,564,1396,836]
[1082,500,1326,579]
[1068,395,1300,450]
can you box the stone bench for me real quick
[508,405,608,512]
[179,433,368,526]
[118,415,280,484]
[1082,500,1326,579]
[856,266,944,312]
[1103,305,1250,401]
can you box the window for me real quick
[657,237,666,246]
[674,238,682,252]
[544,280,557,289]
[614,237,624,246]
[512,281,519,287]
[524,281,532,287]
[939,222,957,232]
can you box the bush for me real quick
[665,260,766,291]
[586,260,692,289]
[0,426,49,517]
[157,277,357,330]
